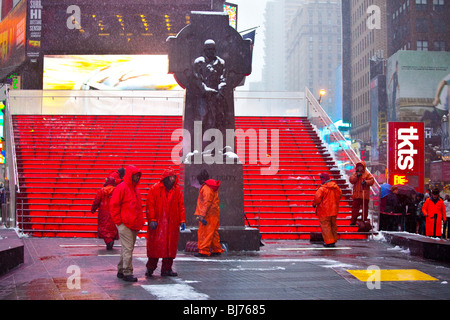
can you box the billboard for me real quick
[41,1,212,55]
[43,55,179,90]
[0,0,26,76]
[387,122,425,193]
[386,51,450,126]
[370,74,387,162]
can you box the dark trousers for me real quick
[351,198,370,224]
[146,257,174,272]
[443,220,449,239]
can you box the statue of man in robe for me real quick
[193,39,228,132]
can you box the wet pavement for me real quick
[0,234,449,303]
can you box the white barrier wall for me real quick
[9,90,306,117]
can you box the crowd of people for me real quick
[381,184,449,238]
[90,162,449,281]
[90,165,223,282]
[312,160,449,247]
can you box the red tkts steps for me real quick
[13,115,364,240]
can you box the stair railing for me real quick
[305,87,381,231]
[3,86,20,228]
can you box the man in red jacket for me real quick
[110,165,145,282]
[145,168,186,277]
[313,173,342,247]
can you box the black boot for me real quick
[122,275,138,282]
[161,270,178,277]
[145,269,154,278]
[106,241,114,250]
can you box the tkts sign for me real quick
[388,122,425,193]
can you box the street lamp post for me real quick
[318,89,326,104]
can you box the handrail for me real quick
[305,87,380,189]
[304,87,381,230]
[4,85,19,228]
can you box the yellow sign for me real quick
[393,175,408,185]
[347,269,438,282]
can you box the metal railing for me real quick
[3,86,20,228]
[304,87,381,230]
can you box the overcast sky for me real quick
[228,0,269,85]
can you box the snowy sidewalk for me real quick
[0,235,449,301]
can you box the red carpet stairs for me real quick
[13,115,364,240]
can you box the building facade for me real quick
[387,0,449,56]
[0,0,222,89]
[285,0,342,120]
[342,0,388,143]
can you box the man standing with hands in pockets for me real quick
[110,165,145,282]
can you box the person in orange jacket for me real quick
[145,168,186,277]
[313,173,342,247]
[110,165,145,282]
[349,161,374,225]
[194,169,224,257]
[422,188,447,237]
[91,176,119,250]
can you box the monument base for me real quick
[181,162,245,226]
[179,226,261,252]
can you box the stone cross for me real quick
[167,11,252,159]
[167,11,260,251]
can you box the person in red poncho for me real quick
[91,176,119,250]
[194,169,224,257]
[110,165,145,282]
[145,168,186,277]
[422,188,447,237]
[349,161,374,225]
[313,172,342,247]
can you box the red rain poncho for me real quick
[91,177,119,242]
[110,165,145,231]
[146,168,186,258]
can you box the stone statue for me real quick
[193,39,227,133]
[167,11,260,252]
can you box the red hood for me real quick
[160,167,179,187]
[356,160,367,172]
[204,179,220,191]
[160,167,176,181]
[124,165,141,187]
[109,171,121,185]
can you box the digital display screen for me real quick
[43,54,180,90]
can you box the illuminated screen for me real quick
[43,55,180,90]
[224,3,237,29]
